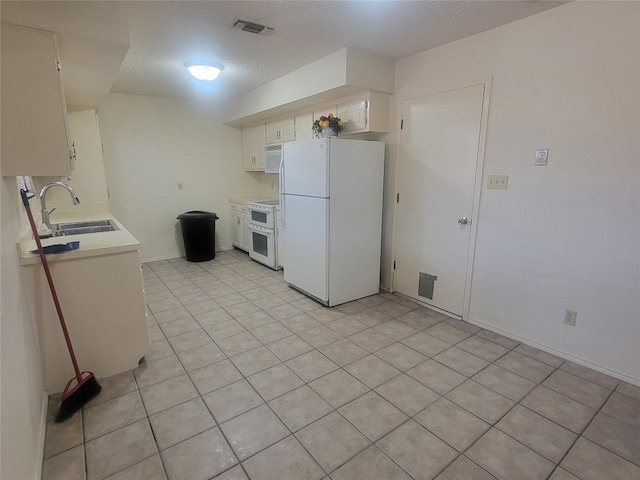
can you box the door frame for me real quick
[390,76,493,320]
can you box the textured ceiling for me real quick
[1,1,568,103]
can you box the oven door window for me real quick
[251,210,268,224]
[252,231,269,257]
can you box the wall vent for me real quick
[233,20,275,36]
[418,272,438,300]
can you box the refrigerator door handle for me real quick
[279,156,285,229]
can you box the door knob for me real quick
[458,217,469,225]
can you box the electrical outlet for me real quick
[564,309,577,326]
[177,182,183,190]
[487,175,509,190]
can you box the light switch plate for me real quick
[487,175,509,190]
[535,149,549,166]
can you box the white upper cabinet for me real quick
[240,91,391,171]
[242,124,266,171]
[67,110,109,206]
[312,91,391,136]
[294,113,314,141]
[1,25,72,176]
[312,107,336,121]
[337,98,368,133]
[337,91,390,135]
[266,117,295,145]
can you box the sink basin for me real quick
[52,220,120,237]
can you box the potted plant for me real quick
[312,113,345,138]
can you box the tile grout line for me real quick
[45,253,636,480]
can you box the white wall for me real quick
[385,1,639,382]
[0,177,47,480]
[98,93,275,262]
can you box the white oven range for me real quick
[246,200,281,270]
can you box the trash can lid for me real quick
[177,211,219,219]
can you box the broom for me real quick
[20,189,101,422]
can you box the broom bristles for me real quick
[55,376,102,423]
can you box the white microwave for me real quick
[264,144,282,174]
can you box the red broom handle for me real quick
[20,190,82,381]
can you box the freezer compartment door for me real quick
[283,195,328,302]
[283,139,329,198]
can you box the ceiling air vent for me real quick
[233,20,274,36]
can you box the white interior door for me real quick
[393,83,486,317]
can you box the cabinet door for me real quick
[67,110,109,205]
[230,206,241,248]
[294,113,314,141]
[266,117,295,145]
[254,126,266,169]
[1,25,72,176]
[337,99,368,134]
[312,107,338,124]
[232,216,242,247]
[242,125,266,171]
[278,118,295,143]
[241,215,251,251]
[265,122,280,145]
[242,128,255,170]
[29,250,149,392]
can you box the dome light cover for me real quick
[186,62,223,81]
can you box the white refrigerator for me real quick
[281,138,385,307]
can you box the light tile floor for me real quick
[42,250,640,480]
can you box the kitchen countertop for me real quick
[18,210,141,266]
[228,192,279,205]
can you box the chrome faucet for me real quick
[39,182,80,230]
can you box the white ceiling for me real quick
[1,0,568,105]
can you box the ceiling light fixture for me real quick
[185,62,223,81]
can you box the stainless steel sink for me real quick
[52,219,120,237]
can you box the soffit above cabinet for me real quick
[0,2,130,111]
[221,48,395,127]
[58,34,129,111]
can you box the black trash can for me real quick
[177,211,219,262]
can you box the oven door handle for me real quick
[247,223,272,234]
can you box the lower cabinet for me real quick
[241,216,250,251]
[25,250,150,393]
[230,203,242,247]
[230,202,250,252]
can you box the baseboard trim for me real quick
[141,246,237,264]
[466,316,640,387]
